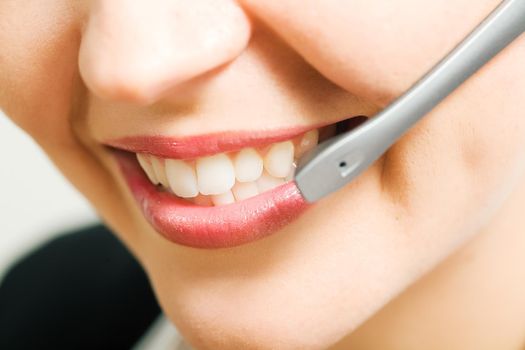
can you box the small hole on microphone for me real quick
[339,161,347,168]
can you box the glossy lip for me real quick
[108,125,321,248]
[107,117,366,248]
[114,150,310,249]
[105,123,327,160]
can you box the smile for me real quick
[107,117,365,249]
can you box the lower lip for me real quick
[114,151,310,249]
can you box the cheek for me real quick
[241,0,501,105]
[0,2,136,250]
[383,39,525,216]
[0,1,81,144]
[243,0,525,220]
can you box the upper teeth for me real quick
[196,153,236,195]
[233,148,263,182]
[165,159,199,198]
[135,129,318,206]
[264,140,294,178]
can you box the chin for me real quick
[162,296,343,350]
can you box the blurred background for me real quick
[0,110,98,281]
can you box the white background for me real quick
[0,111,98,281]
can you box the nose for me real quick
[78,0,251,105]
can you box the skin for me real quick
[1,0,525,348]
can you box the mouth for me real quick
[107,116,367,249]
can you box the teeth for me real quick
[136,154,159,185]
[165,159,199,198]
[233,148,263,182]
[256,171,285,193]
[232,181,259,201]
[136,129,320,206]
[196,153,236,195]
[264,141,294,178]
[211,191,235,206]
[295,129,319,159]
[150,157,170,188]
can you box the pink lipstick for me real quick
[106,125,324,160]
[114,150,309,249]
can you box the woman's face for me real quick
[2,0,525,348]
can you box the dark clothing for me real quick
[0,225,161,350]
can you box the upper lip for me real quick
[103,121,331,159]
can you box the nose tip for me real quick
[79,61,173,105]
[78,0,251,105]
[79,47,231,106]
